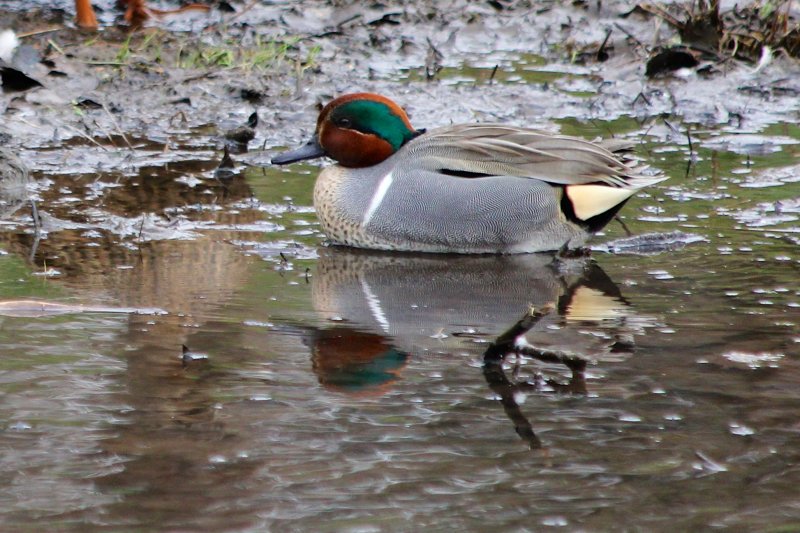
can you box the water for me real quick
[2,68,800,532]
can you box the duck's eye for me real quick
[335,117,352,128]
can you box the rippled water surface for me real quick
[2,63,800,532]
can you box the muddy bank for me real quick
[1,1,798,159]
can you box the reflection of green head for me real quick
[319,348,408,393]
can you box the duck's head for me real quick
[272,93,423,168]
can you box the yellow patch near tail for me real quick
[566,184,637,221]
[564,287,628,322]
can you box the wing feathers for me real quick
[403,124,666,190]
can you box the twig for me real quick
[17,27,62,39]
[633,91,652,107]
[488,64,499,84]
[597,28,613,61]
[613,22,644,48]
[103,103,135,150]
[60,123,108,150]
[46,39,66,56]
[225,0,259,23]
[614,215,634,237]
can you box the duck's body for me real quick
[313,128,599,254]
[273,93,666,254]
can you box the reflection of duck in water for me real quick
[306,248,647,398]
[482,304,589,449]
[308,328,408,396]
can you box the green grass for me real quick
[175,35,312,71]
[74,30,316,73]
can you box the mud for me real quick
[2,1,799,150]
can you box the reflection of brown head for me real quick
[310,327,408,397]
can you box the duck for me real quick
[272,92,666,254]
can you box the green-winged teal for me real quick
[273,93,666,254]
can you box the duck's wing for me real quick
[403,124,666,189]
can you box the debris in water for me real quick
[595,231,707,255]
[645,46,701,77]
[693,450,728,474]
[182,344,209,367]
[0,300,167,317]
[0,29,19,62]
[728,422,756,436]
[224,111,258,148]
[215,146,237,179]
[722,350,784,368]
[634,1,800,64]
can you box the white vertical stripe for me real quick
[362,171,393,227]
[360,279,390,333]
